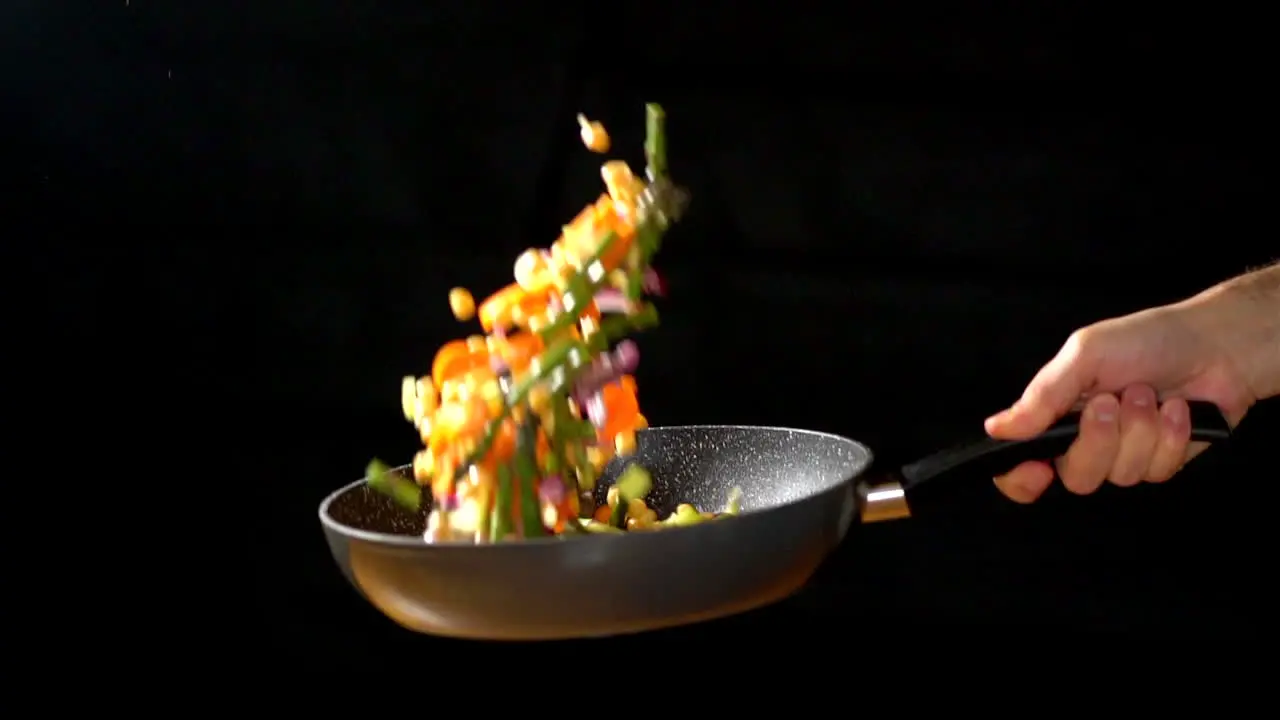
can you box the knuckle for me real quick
[1063,328,1095,360]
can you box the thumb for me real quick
[985,337,1098,440]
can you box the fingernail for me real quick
[1162,401,1187,429]
[1092,396,1118,422]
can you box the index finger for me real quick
[985,334,1098,441]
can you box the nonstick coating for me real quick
[320,425,873,640]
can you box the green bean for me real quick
[453,336,586,480]
[514,419,546,538]
[576,449,598,497]
[589,305,660,354]
[490,463,514,542]
[547,395,581,504]
[365,458,422,512]
[645,103,667,180]
[536,231,619,343]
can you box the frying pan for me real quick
[319,401,1230,640]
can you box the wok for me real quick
[320,402,1229,640]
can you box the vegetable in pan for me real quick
[367,104,740,543]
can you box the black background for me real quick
[9,3,1274,652]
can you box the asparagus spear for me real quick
[514,418,547,538]
[489,463,514,542]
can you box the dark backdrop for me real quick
[9,3,1273,651]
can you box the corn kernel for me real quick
[586,446,612,469]
[448,288,475,321]
[480,380,504,418]
[465,334,487,353]
[577,114,610,153]
[608,269,628,290]
[614,430,637,456]
[527,384,551,414]
[415,378,437,404]
[412,449,434,482]
[411,382,437,426]
[626,497,647,519]
[606,486,620,508]
[514,249,543,289]
[400,376,418,421]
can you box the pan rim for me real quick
[318,424,873,550]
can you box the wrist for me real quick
[1183,266,1280,401]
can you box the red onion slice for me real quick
[592,288,631,314]
[642,267,665,296]
[538,475,565,505]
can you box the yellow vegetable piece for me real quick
[614,430,637,456]
[448,287,476,321]
[577,114,610,153]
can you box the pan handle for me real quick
[897,400,1232,491]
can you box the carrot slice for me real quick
[496,332,544,373]
[431,340,469,388]
[431,339,492,390]
[478,283,528,333]
[430,397,487,450]
[597,378,639,443]
[488,419,518,463]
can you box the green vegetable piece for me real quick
[635,222,661,262]
[645,103,667,179]
[580,519,625,534]
[514,420,546,538]
[365,458,422,512]
[608,464,654,528]
[576,460,597,496]
[615,464,654,501]
[663,503,706,527]
[452,337,587,480]
[608,498,627,528]
[589,306,660,354]
[535,231,619,342]
[490,463,514,542]
[724,486,743,515]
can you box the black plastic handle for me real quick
[898,400,1232,491]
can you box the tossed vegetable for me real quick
[367,104,739,543]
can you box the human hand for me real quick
[983,302,1257,503]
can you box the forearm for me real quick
[1190,263,1280,400]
